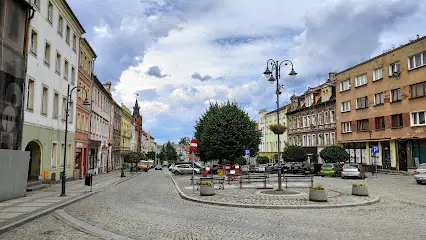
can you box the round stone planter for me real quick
[309,189,327,202]
[352,185,369,196]
[200,185,215,196]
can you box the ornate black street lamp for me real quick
[61,84,90,196]
[263,59,297,191]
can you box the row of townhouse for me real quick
[0,0,155,182]
[259,36,426,171]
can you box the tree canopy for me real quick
[178,137,190,145]
[320,146,349,163]
[146,151,156,160]
[282,145,307,163]
[194,101,261,164]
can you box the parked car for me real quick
[171,164,201,175]
[414,164,426,184]
[319,163,342,177]
[341,164,366,179]
[282,164,293,173]
[303,163,322,175]
[254,164,266,173]
[138,160,150,172]
[291,163,305,174]
[207,164,221,174]
[155,165,163,170]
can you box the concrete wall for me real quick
[0,150,30,202]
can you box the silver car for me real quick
[414,164,426,184]
[341,164,366,179]
[172,164,201,175]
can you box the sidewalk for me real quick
[0,170,138,233]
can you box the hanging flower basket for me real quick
[269,124,287,134]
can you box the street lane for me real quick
[2,170,426,240]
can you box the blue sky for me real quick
[68,0,426,144]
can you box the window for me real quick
[66,25,70,44]
[330,110,335,123]
[357,119,369,131]
[375,117,385,130]
[27,79,35,110]
[56,52,61,74]
[373,68,383,81]
[72,34,77,51]
[410,81,426,98]
[60,143,65,166]
[307,135,311,147]
[302,116,307,127]
[324,111,329,124]
[51,143,57,168]
[340,79,350,92]
[71,66,75,85]
[342,122,352,133]
[41,86,48,115]
[69,101,73,123]
[324,133,329,145]
[312,134,316,146]
[62,97,67,120]
[58,15,63,36]
[307,116,311,127]
[47,1,53,23]
[302,135,306,146]
[44,42,51,66]
[30,29,38,55]
[311,114,316,126]
[375,92,384,105]
[411,111,426,126]
[318,134,323,145]
[33,0,40,9]
[408,52,426,70]
[64,59,69,79]
[356,96,368,109]
[391,114,403,128]
[316,112,322,125]
[355,74,367,87]
[341,100,351,112]
[53,92,59,118]
[389,62,400,76]
[391,88,402,102]
[330,132,336,145]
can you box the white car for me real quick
[254,164,266,173]
[414,164,426,184]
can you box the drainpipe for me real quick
[88,57,96,175]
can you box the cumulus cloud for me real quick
[146,66,168,78]
[191,72,212,81]
[68,0,424,143]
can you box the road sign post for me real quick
[371,145,379,179]
[190,139,198,193]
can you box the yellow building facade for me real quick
[120,104,132,153]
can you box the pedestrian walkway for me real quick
[0,170,136,230]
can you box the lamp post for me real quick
[121,139,125,177]
[263,59,297,191]
[61,84,90,197]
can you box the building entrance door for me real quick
[397,141,407,171]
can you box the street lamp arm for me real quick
[278,60,295,79]
[266,59,278,69]
[69,86,89,98]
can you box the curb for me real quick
[169,174,380,209]
[0,174,138,235]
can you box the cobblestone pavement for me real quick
[2,170,426,240]
[0,215,101,240]
[174,175,376,206]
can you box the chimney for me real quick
[328,72,336,81]
[104,81,112,93]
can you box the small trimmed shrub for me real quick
[309,185,325,190]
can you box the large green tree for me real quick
[166,141,178,162]
[282,145,307,163]
[194,101,261,164]
[146,151,156,160]
[320,146,349,163]
[178,137,190,145]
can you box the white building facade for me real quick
[89,75,110,174]
[22,0,85,181]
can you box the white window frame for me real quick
[318,112,323,125]
[389,62,400,76]
[341,100,351,112]
[30,28,38,56]
[312,134,316,146]
[56,51,61,74]
[303,116,306,127]
[27,79,35,110]
[408,52,426,70]
[340,79,350,92]
[53,92,59,119]
[64,59,69,80]
[47,1,53,23]
[373,68,383,81]
[342,122,352,133]
[307,135,311,147]
[302,135,306,146]
[307,115,311,126]
[356,96,368,109]
[411,110,426,127]
[41,85,48,116]
[324,133,329,146]
[51,141,58,168]
[390,88,402,102]
[330,110,335,123]
[44,41,51,66]
[374,92,384,105]
[58,15,63,36]
[355,74,367,87]
[330,132,336,145]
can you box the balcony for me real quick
[288,122,336,134]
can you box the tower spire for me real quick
[133,94,140,117]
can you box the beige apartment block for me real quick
[336,35,426,171]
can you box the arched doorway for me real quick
[25,141,42,181]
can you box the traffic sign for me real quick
[245,149,250,157]
[190,139,198,151]
[372,145,379,153]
